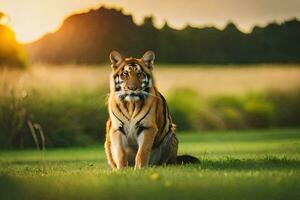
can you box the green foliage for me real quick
[266,90,300,127]
[167,89,201,130]
[0,129,300,200]
[1,86,300,148]
[27,91,107,147]
[0,88,28,148]
[0,88,107,149]
[167,89,300,131]
[242,93,274,128]
[0,23,27,68]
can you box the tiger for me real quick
[105,50,199,169]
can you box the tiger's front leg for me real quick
[135,127,157,169]
[110,129,127,169]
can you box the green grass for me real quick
[1,128,300,200]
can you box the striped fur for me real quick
[105,51,179,169]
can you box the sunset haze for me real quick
[1,0,300,43]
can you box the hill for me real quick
[24,7,300,64]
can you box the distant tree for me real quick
[137,16,159,54]
[0,12,27,68]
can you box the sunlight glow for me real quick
[1,0,300,43]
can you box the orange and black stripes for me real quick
[105,51,180,169]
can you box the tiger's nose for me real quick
[128,85,137,90]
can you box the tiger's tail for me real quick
[176,154,200,164]
[160,129,200,165]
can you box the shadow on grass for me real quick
[0,175,24,200]
[195,156,300,170]
[179,128,300,143]
[2,156,300,171]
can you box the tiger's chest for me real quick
[110,107,152,149]
[122,121,140,148]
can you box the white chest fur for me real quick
[109,111,140,147]
[123,121,139,147]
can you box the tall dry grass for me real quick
[1,64,300,96]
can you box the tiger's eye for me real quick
[137,72,144,78]
[122,72,128,77]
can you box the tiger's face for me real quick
[109,51,155,101]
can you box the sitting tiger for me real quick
[105,50,199,169]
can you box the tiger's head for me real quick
[109,50,155,101]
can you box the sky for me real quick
[1,0,300,43]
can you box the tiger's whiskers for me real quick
[141,91,160,99]
[110,90,161,100]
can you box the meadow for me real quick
[1,128,300,200]
[1,64,300,199]
[0,64,300,148]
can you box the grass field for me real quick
[1,64,300,96]
[1,128,300,200]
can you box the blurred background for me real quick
[0,0,300,149]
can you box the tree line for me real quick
[6,7,300,65]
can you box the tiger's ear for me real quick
[109,51,123,70]
[142,50,155,69]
